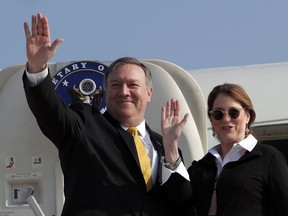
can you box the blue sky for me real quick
[1,0,288,70]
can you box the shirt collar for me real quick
[238,134,258,152]
[121,120,146,137]
[209,134,258,154]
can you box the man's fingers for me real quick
[23,22,31,40]
[42,16,50,38]
[50,38,64,53]
[180,113,189,128]
[29,13,47,38]
[37,13,44,36]
[170,100,175,116]
[174,100,180,116]
[161,106,166,123]
[166,100,171,117]
[31,15,37,37]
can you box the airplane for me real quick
[0,60,287,215]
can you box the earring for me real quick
[212,128,216,137]
[245,124,250,135]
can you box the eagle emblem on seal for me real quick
[51,60,108,113]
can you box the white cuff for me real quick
[161,161,190,185]
[26,67,48,87]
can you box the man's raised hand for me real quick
[24,13,63,73]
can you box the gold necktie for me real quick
[127,127,153,191]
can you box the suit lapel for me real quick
[102,111,140,165]
[117,127,141,167]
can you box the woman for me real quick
[161,83,288,216]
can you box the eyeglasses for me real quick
[209,108,246,120]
